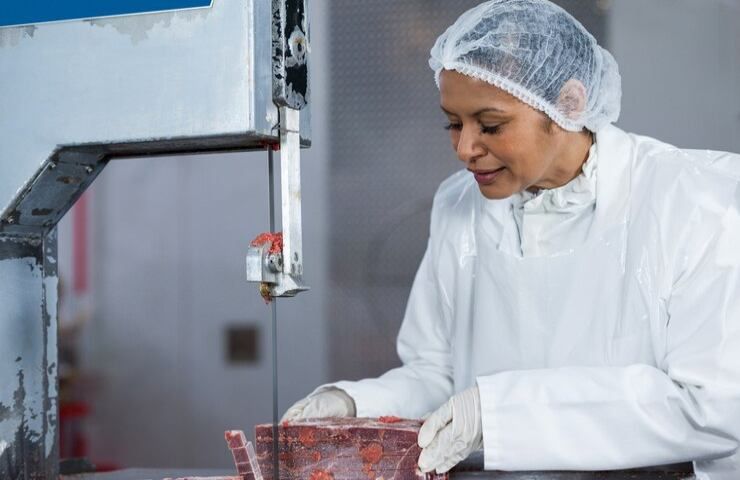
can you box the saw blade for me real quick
[268,148,280,480]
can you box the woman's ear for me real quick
[558,79,587,119]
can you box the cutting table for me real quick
[60,467,695,480]
[59,453,695,479]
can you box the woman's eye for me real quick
[444,123,462,131]
[480,125,501,135]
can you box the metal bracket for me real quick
[278,106,304,280]
[246,107,309,300]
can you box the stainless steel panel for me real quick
[0,0,312,224]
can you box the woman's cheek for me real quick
[451,134,462,158]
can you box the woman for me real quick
[284,1,740,477]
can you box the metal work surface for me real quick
[59,454,694,480]
[61,467,695,480]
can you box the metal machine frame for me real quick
[0,0,309,477]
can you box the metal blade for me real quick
[268,148,280,480]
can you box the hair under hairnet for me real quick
[429,0,621,132]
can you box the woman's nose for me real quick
[455,126,484,165]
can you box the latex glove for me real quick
[281,388,356,422]
[417,386,483,474]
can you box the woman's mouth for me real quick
[470,167,505,185]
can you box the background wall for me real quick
[609,0,740,152]
[55,0,739,470]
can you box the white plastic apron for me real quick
[451,134,658,391]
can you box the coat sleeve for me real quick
[477,196,740,474]
[327,241,455,418]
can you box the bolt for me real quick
[85,166,93,174]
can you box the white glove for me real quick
[417,386,483,474]
[281,387,356,422]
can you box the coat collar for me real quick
[589,124,634,237]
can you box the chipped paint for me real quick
[0,26,36,48]
[87,6,210,44]
[42,230,59,458]
[0,402,10,421]
[55,176,82,185]
[31,208,54,216]
[272,0,309,109]
[0,235,58,479]
[0,236,42,261]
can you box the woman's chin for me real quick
[478,183,516,200]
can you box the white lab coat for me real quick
[329,125,740,479]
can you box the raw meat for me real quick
[379,416,404,424]
[225,430,263,480]
[254,417,448,480]
[163,477,241,480]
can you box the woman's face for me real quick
[439,69,579,200]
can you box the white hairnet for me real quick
[429,0,621,132]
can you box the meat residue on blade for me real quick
[250,232,283,255]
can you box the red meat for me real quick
[254,417,448,480]
[164,477,241,480]
[224,430,263,480]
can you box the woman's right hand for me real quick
[281,387,357,422]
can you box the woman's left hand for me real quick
[417,386,483,474]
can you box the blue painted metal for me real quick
[0,0,212,28]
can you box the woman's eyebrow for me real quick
[472,107,505,116]
[440,106,505,116]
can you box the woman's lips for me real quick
[470,167,505,185]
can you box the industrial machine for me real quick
[0,1,308,478]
